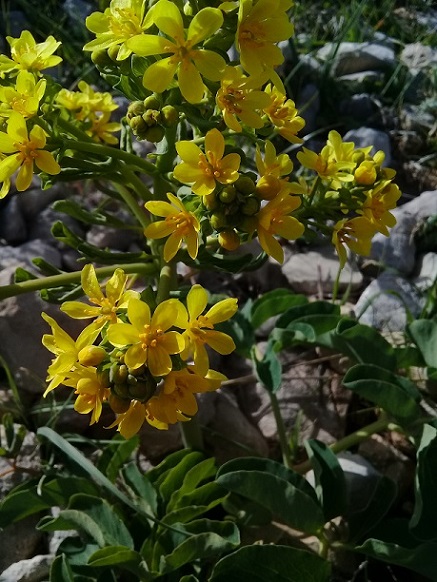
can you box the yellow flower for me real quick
[127,0,226,103]
[56,81,118,122]
[0,31,62,76]
[106,298,185,376]
[237,0,294,77]
[41,313,101,396]
[255,140,293,199]
[109,399,168,439]
[144,193,200,262]
[61,264,139,329]
[87,111,121,144]
[263,84,305,143]
[84,0,155,61]
[0,70,46,118]
[0,112,61,191]
[63,367,110,425]
[359,180,401,237]
[174,128,241,196]
[176,284,238,375]
[148,367,225,424]
[332,216,377,268]
[256,194,305,263]
[216,66,270,133]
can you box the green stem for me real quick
[112,182,150,230]
[0,263,157,301]
[155,260,177,304]
[118,166,154,202]
[61,138,158,176]
[180,418,205,451]
[331,263,342,303]
[293,415,395,475]
[269,390,293,468]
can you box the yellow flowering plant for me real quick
[0,0,401,446]
[4,5,437,581]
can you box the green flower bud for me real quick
[144,95,161,110]
[110,363,128,384]
[210,211,227,231]
[145,125,166,143]
[203,192,218,211]
[108,393,131,414]
[107,44,121,62]
[219,186,237,204]
[127,100,145,119]
[242,196,261,216]
[239,216,258,235]
[160,105,179,127]
[235,175,256,195]
[129,115,149,138]
[128,377,157,401]
[113,382,130,399]
[97,367,110,388]
[219,230,241,251]
[90,50,113,68]
[142,109,162,127]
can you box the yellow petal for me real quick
[205,297,238,324]
[205,128,225,162]
[128,298,151,331]
[187,7,223,44]
[127,34,170,56]
[142,57,178,93]
[187,284,208,320]
[204,330,235,354]
[192,49,226,82]
[35,150,60,175]
[178,60,205,104]
[107,322,139,346]
[154,0,184,40]
[148,344,173,376]
[163,232,182,261]
[16,161,33,191]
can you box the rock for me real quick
[17,184,63,220]
[338,94,381,125]
[400,104,435,134]
[354,272,425,332]
[413,252,437,291]
[317,42,396,77]
[0,240,62,272]
[138,423,182,463]
[296,83,320,135]
[0,196,27,244]
[0,555,52,582]
[337,70,385,89]
[400,43,437,72]
[239,349,350,447]
[0,265,85,395]
[27,206,85,244]
[282,245,363,296]
[371,190,437,274]
[343,127,392,166]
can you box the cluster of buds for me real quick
[126,95,179,142]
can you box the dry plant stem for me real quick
[0,263,157,300]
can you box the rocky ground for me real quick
[0,2,436,581]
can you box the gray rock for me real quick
[296,83,320,135]
[17,184,64,220]
[400,43,437,72]
[317,42,396,76]
[339,94,381,124]
[343,127,392,166]
[86,223,137,251]
[413,252,437,291]
[0,240,62,272]
[282,245,363,296]
[0,555,51,582]
[401,104,435,134]
[0,265,85,394]
[354,272,425,332]
[0,196,27,244]
[338,70,385,88]
[27,206,85,243]
[370,190,437,274]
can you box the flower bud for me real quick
[210,211,227,231]
[203,192,218,210]
[108,392,131,414]
[235,175,256,195]
[219,230,241,251]
[142,109,162,127]
[128,377,157,401]
[239,216,258,235]
[242,196,260,216]
[160,105,179,127]
[145,125,166,143]
[127,100,145,119]
[113,382,130,399]
[144,95,161,110]
[107,44,121,62]
[219,186,237,204]
[256,175,281,200]
[78,345,107,367]
[90,50,113,68]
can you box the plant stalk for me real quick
[269,390,293,468]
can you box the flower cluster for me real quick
[296,130,400,266]
[42,265,237,438]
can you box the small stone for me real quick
[343,127,392,166]
[413,252,437,291]
[317,42,396,76]
[0,555,52,582]
[0,196,27,244]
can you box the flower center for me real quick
[139,324,163,349]
[167,212,193,235]
[14,139,38,162]
[109,9,143,38]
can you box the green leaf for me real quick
[410,423,437,540]
[97,434,139,482]
[0,486,51,527]
[122,462,158,516]
[146,449,192,486]
[408,319,437,368]
[357,537,437,580]
[38,494,134,549]
[305,439,347,521]
[219,309,255,358]
[342,363,422,424]
[53,199,134,228]
[251,290,307,330]
[216,469,324,533]
[183,246,267,274]
[276,300,340,329]
[169,482,227,514]
[159,519,240,574]
[158,451,205,505]
[167,457,217,511]
[252,341,282,393]
[209,545,331,582]
[347,476,397,542]
[87,545,142,567]
[50,554,75,582]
